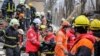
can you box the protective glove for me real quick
[64,49,68,55]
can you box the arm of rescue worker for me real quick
[0,30,5,42]
[56,32,68,54]
[33,7,36,13]
[13,3,15,12]
[95,37,100,42]
[28,32,40,46]
[32,7,36,17]
[23,5,26,12]
[0,30,4,36]
[1,0,8,10]
[5,2,8,10]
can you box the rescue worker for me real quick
[70,15,95,56]
[55,20,70,56]
[25,4,31,29]
[26,18,41,56]
[44,28,56,51]
[28,3,36,23]
[17,29,24,49]
[35,12,41,18]
[41,12,45,18]
[40,25,55,51]
[90,19,100,56]
[39,25,47,51]
[1,0,8,19]
[40,25,47,38]
[0,20,5,43]
[16,2,26,14]
[18,13,26,31]
[41,12,47,25]
[0,10,3,18]
[67,27,75,51]
[0,18,20,56]
[18,29,26,52]
[15,6,21,19]
[16,1,25,19]
[41,17,47,25]
[67,17,75,51]
[5,0,15,18]
[47,11,52,25]
[32,12,41,25]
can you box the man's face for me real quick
[19,16,23,19]
[18,34,23,38]
[13,24,19,30]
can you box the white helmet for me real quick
[35,12,41,17]
[41,12,45,16]
[33,18,41,25]
[9,18,20,26]
[61,18,66,21]
[19,0,25,4]
[18,29,24,35]
[25,4,30,9]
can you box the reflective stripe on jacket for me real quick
[55,30,68,56]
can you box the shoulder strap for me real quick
[70,38,82,51]
[70,36,93,51]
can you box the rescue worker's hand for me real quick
[64,49,68,55]
[96,37,100,42]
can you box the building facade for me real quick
[26,0,45,12]
[45,0,96,29]
[45,0,74,28]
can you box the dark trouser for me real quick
[29,52,38,56]
[25,19,30,30]
[30,17,35,24]
[6,12,14,18]
[94,41,100,56]
[6,46,20,56]
[19,20,26,31]
[2,10,6,19]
